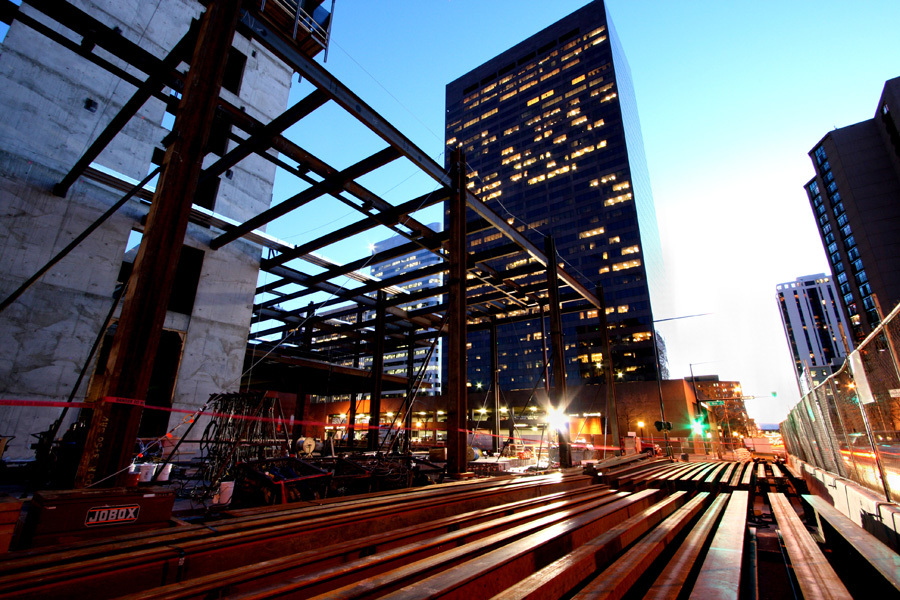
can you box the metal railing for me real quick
[260,0,334,51]
[781,301,900,502]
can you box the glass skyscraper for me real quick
[445,0,663,392]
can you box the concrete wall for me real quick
[0,0,292,459]
[791,455,900,551]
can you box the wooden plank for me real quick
[301,489,666,600]
[0,474,587,575]
[719,462,737,485]
[769,493,851,599]
[567,493,711,600]
[728,463,745,489]
[489,492,701,600]
[600,460,669,487]
[112,488,627,600]
[0,476,595,598]
[659,463,699,481]
[804,494,900,593]
[612,463,678,489]
[740,463,753,488]
[383,490,686,600]
[701,463,730,492]
[782,461,802,480]
[689,490,748,599]
[770,463,783,479]
[689,463,720,481]
[705,463,730,485]
[645,493,730,599]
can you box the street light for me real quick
[637,420,645,440]
[651,313,713,458]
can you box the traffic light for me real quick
[691,419,705,435]
[654,421,672,431]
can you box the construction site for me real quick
[0,1,898,598]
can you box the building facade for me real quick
[444,0,663,392]
[367,225,443,396]
[805,77,900,343]
[0,1,294,459]
[776,274,850,391]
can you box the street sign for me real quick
[706,401,724,406]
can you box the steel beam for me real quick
[545,236,572,469]
[211,145,400,249]
[446,148,469,476]
[75,0,243,488]
[237,6,600,311]
[490,317,501,454]
[367,291,386,451]
[201,88,329,181]
[53,24,197,196]
[597,284,620,455]
[238,8,449,189]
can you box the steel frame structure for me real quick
[5,0,605,477]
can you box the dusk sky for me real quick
[4,1,898,425]
[269,0,900,426]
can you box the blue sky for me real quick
[274,0,900,426]
[5,1,899,425]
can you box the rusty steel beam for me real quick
[211,145,401,249]
[596,284,620,453]
[201,88,329,182]
[53,24,199,197]
[446,148,469,477]
[545,236,572,469]
[238,7,449,190]
[491,317,501,454]
[367,291,386,451]
[257,190,445,271]
[75,0,243,488]
[237,6,601,311]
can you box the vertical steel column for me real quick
[490,317,501,454]
[346,308,363,446]
[447,148,469,476]
[367,291,386,451]
[75,0,243,488]
[544,236,572,468]
[405,331,416,454]
[540,305,551,395]
[301,301,314,352]
[597,284,619,455]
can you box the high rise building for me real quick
[367,225,443,395]
[775,274,850,391]
[805,77,900,343]
[444,1,663,392]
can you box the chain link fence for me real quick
[781,302,900,501]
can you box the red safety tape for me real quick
[101,396,145,406]
[0,399,90,409]
[0,398,615,449]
